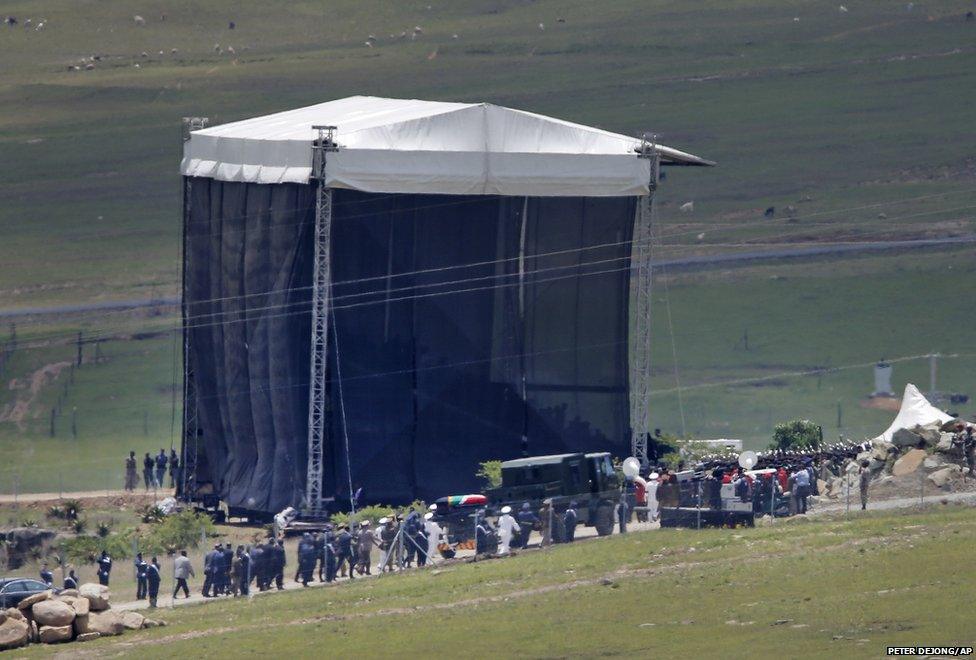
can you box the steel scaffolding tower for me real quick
[304,125,338,516]
[629,135,660,468]
[179,116,208,501]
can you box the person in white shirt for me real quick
[423,511,444,564]
[495,505,521,555]
[646,472,660,522]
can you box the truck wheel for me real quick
[594,504,614,536]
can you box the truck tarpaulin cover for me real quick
[184,183,635,512]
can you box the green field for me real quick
[18,505,976,657]
[1,0,975,490]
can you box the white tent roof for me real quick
[876,383,953,443]
[180,96,712,196]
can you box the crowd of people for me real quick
[123,448,180,491]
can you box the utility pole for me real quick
[76,332,83,367]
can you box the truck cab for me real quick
[486,452,621,536]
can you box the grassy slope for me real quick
[21,506,976,658]
[0,0,975,489]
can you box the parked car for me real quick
[0,578,55,608]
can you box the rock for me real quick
[817,479,828,495]
[79,583,111,611]
[868,458,884,473]
[59,589,79,598]
[73,613,90,636]
[0,617,29,650]
[28,620,39,643]
[929,465,962,488]
[85,610,124,637]
[17,589,52,609]
[5,608,24,621]
[77,632,100,642]
[59,595,89,616]
[32,599,75,627]
[935,433,956,453]
[892,449,927,476]
[892,428,922,448]
[923,455,945,469]
[38,624,72,644]
[0,612,5,626]
[121,611,145,630]
[914,424,942,446]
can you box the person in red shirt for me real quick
[634,478,648,522]
[776,466,789,493]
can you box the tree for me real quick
[770,419,822,451]
[476,460,503,489]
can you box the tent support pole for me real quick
[629,134,660,469]
[179,116,208,502]
[305,125,338,517]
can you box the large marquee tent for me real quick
[179,96,712,515]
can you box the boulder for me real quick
[142,618,162,628]
[79,583,111,611]
[17,589,52,609]
[76,632,100,642]
[5,608,24,621]
[892,428,922,448]
[73,613,90,636]
[38,624,72,644]
[32,599,75,627]
[121,611,145,630]
[59,589,79,598]
[85,610,124,637]
[60,595,89,616]
[923,455,946,470]
[914,424,942,446]
[936,433,955,453]
[929,465,963,488]
[892,449,927,476]
[0,617,29,651]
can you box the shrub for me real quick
[137,504,165,524]
[21,518,38,528]
[140,510,215,555]
[770,419,822,451]
[61,499,83,521]
[96,520,113,538]
[58,533,133,565]
[71,519,88,535]
[47,505,65,520]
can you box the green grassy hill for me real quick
[1,0,974,490]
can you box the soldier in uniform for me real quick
[563,501,579,543]
[335,525,356,579]
[221,542,234,595]
[146,557,161,607]
[858,459,871,511]
[97,550,112,586]
[297,534,316,586]
[154,449,168,490]
[169,449,180,488]
[124,451,138,491]
[134,552,148,599]
[356,521,375,575]
[516,502,538,548]
[272,540,286,590]
[142,452,154,490]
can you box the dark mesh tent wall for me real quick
[185,178,636,513]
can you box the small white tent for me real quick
[876,383,952,443]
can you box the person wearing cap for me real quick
[378,517,398,572]
[516,502,538,549]
[221,542,234,595]
[496,505,521,555]
[356,520,376,575]
[423,511,443,564]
